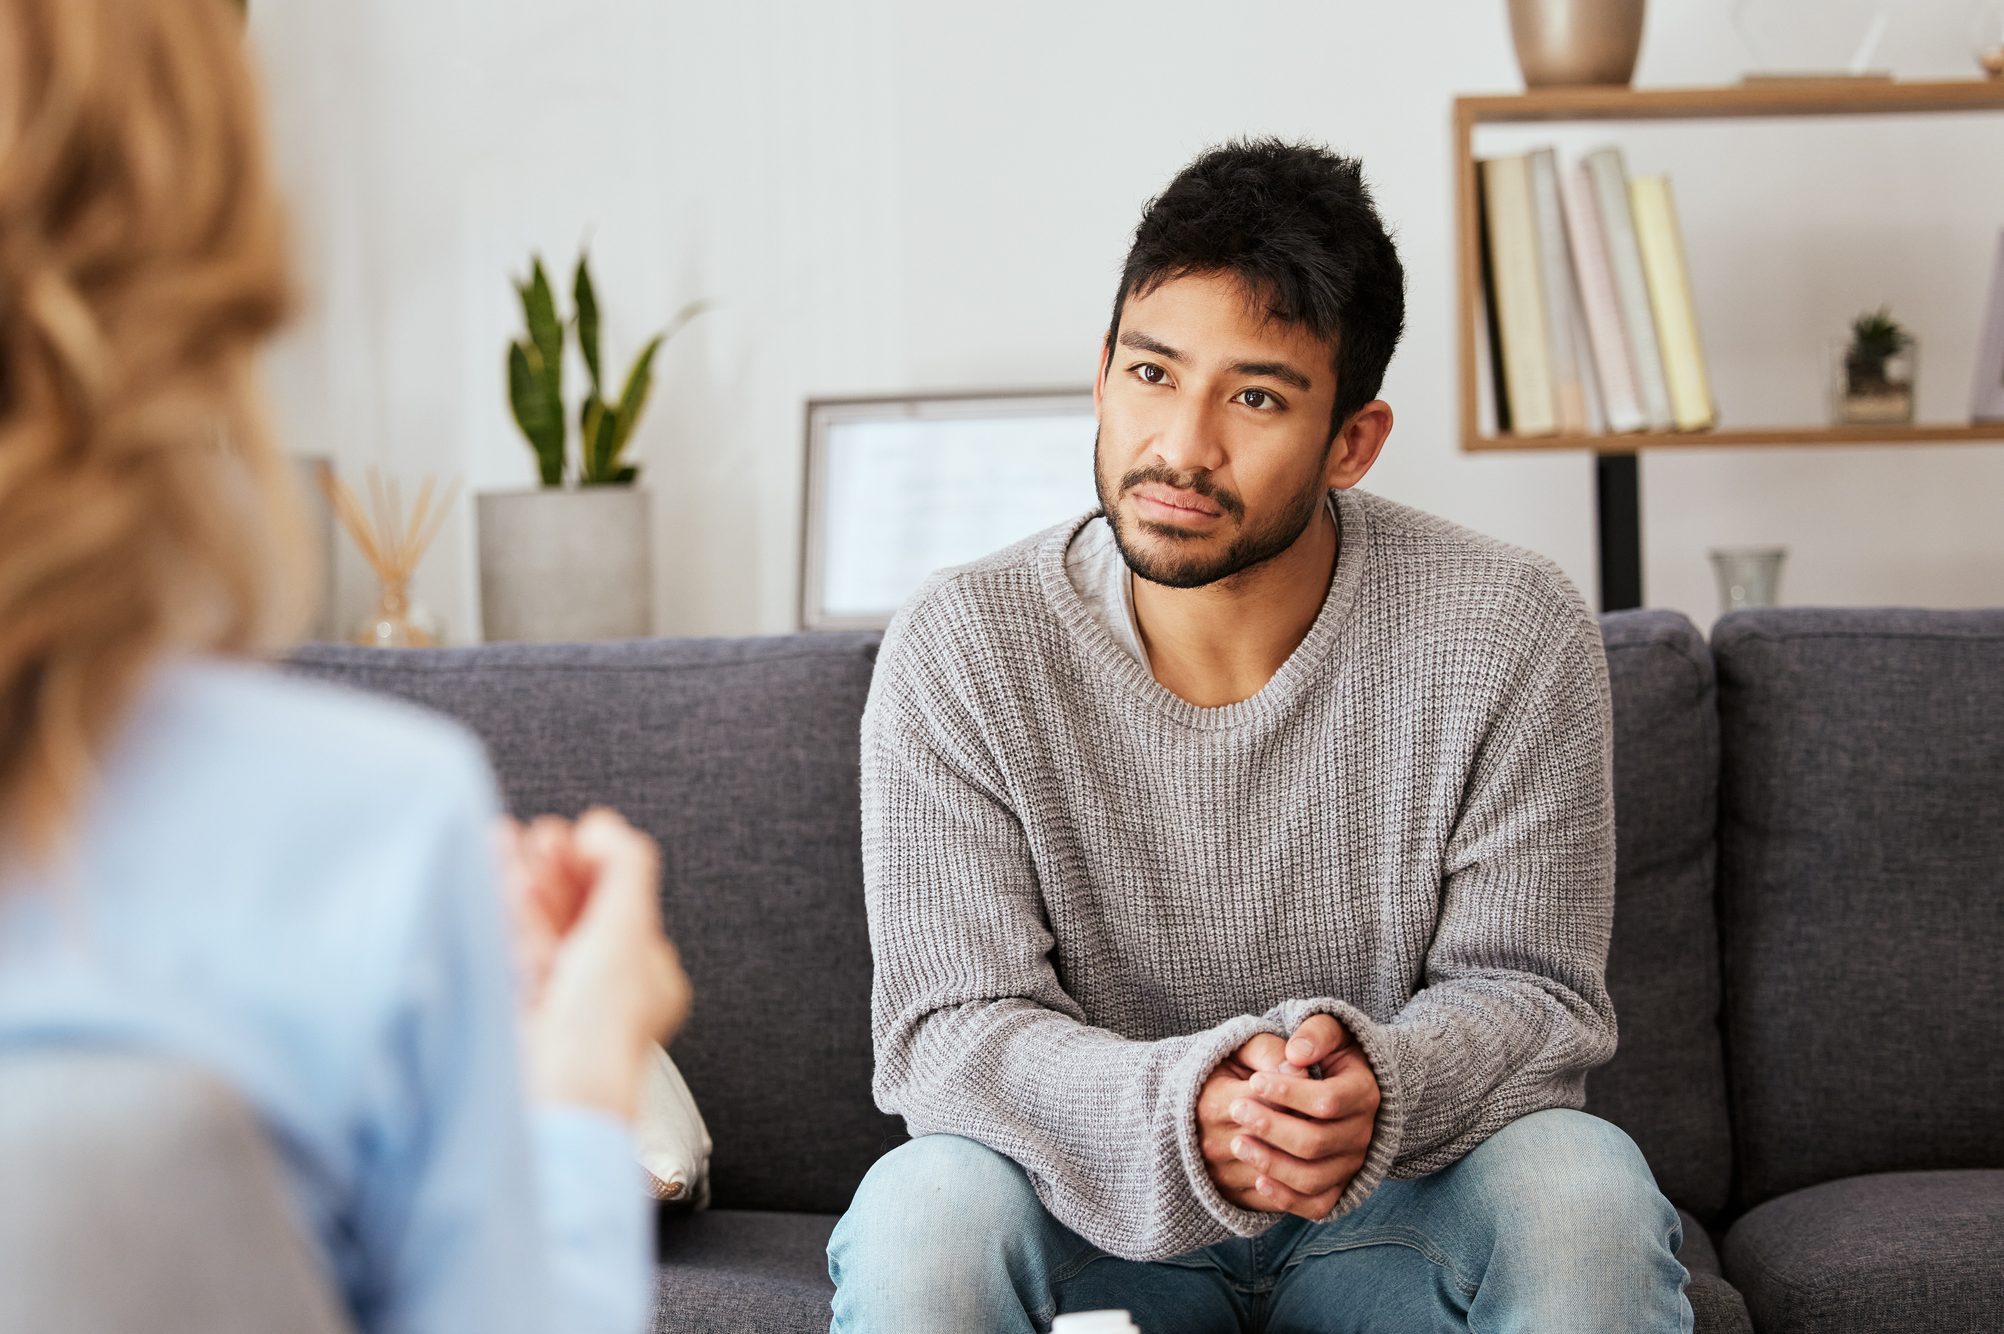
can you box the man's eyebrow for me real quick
[1116,330,1314,393]
[1227,358,1313,393]
[1118,331,1184,362]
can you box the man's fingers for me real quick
[1234,1032,1289,1074]
[1252,1170,1342,1223]
[1227,1091,1369,1161]
[1247,1061,1380,1123]
[1284,1013,1352,1070]
[1204,1143,1262,1194]
[1229,1131,1351,1199]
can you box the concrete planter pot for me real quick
[477,487,654,643]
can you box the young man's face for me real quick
[1093,269,1345,590]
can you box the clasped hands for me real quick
[1198,1014,1381,1222]
[494,809,692,1122]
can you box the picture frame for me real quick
[798,388,1098,631]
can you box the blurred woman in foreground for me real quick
[0,1,689,1330]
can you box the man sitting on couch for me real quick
[826,139,1691,1332]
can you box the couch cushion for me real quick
[654,1209,835,1334]
[288,636,902,1214]
[1670,1207,1753,1334]
[1714,610,2004,1207]
[1583,611,1733,1223]
[1722,1170,2004,1333]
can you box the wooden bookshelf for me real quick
[1457,78,2004,128]
[1450,80,2004,606]
[1472,422,2004,452]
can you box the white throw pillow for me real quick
[636,1045,711,1208]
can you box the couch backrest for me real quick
[299,615,1743,1222]
[1587,610,1734,1223]
[290,636,901,1214]
[1714,608,2004,1208]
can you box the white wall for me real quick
[249,0,2004,640]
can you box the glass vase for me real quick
[351,581,440,648]
[1709,547,1787,616]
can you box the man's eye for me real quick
[1132,363,1168,385]
[1238,388,1281,411]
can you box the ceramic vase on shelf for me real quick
[1508,0,1647,88]
[476,486,654,643]
[1973,1,2004,77]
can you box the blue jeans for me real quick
[827,1109,1692,1332]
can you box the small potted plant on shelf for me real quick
[477,252,705,643]
[1833,306,1916,427]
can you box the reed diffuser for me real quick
[320,466,459,647]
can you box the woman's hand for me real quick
[496,808,692,1121]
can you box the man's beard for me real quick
[1094,428,1331,590]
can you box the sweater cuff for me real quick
[1171,1014,1303,1242]
[1269,997,1412,1219]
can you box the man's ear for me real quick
[1093,332,1113,413]
[1325,400,1394,490]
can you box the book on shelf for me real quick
[1558,160,1648,434]
[1583,147,1676,432]
[1630,174,1717,431]
[1526,149,1594,435]
[1972,227,2004,424]
[1475,144,1720,440]
[1477,154,1558,436]
[1473,168,1511,436]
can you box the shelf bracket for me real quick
[1596,452,1643,611]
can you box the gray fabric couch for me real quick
[289,605,2004,1334]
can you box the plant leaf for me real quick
[574,253,602,396]
[577,395,606,482]
[509,340,566,486]
[610,333,666,457]
[524,257,564,379]
[582,397,620,484]
[613,297,705,458]
[659,297,711,348]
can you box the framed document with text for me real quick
[799,389,1099,630]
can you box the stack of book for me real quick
[1478,146,1716,439]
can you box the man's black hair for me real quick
[1106,138,1406,436]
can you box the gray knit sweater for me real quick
[861,486,1617,1262]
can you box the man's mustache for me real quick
[1117,465,1246,521]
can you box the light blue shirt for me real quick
[0,658,649,1334]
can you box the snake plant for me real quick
[507,250,707,487]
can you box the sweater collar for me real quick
[1038,487,1371,732]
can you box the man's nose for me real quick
[1151,394,1228,477]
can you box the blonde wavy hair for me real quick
[0,0,309,865]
